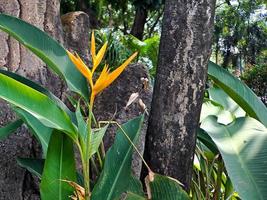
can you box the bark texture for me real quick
[143,0,216,190]
[0,0,64,199]
[62,11,90,64]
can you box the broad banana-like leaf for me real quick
[0,14,89,99]
[89,125,108,158]
[17,157,84,186]
[125,193,146,200]
[17,158,44,178]
[91,115,144,200]
[208,87,246,118]
[104,175,145,199]
[0,69,76,123]
[208,61,267,126]
[201,116,267,200]
[75,103,108,157]
[40,131,77,200]
[127,176,145,197]
[197,128,218,154]
[0,119,23,140]
[14,107,52,156]
[146,173,189,200]
[75,103,87,143]
[200,98,223,122]
[0,73,77,140]
[200,98,235,125]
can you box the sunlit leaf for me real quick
[0,73,77,140]
[201,116,267,200]
[208,61,267,127]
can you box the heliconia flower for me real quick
[67,31,138,101]
[92,52,138,96]
[67,50,94,88]
[90,31,108,74]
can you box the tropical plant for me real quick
[123,34,160,77]
[0,14,189,200]
[1,11,267,200]
[194,61,267,200]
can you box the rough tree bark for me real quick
[0,0,64,199]
[143,0,216,191]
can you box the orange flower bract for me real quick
[67,31,138,101]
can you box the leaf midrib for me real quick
[106,143,133,200]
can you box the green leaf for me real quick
[14,107,52,156]
[225,177,234,199]
[17,158,44,178]
[91,115,144,200]
[75,103,108,158]
[200,98,235,125]
[0,73,77,140]
[0,69,76,123]
[201,116,267,200]
[146,173,189,200]
[17,157,84,186]
[208,61,267,126]
[75,103,87,142]
[127,176,145,197]
[40,131,77,200]
[197,128,219,154]
[208,87,246,118]
[125,192,146,200]
[200,98,223,123]
[0,14,89,99]
[89,125,108,158]
[0,119,23,140]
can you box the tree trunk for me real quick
[0,0,64,199]
[143,0,216,191]
[130,6,148,40]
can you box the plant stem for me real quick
[84,94,95,200]
[76,140,89,199]
[214,156,223,200]
[100,141,106,158]
[96,150,103,168]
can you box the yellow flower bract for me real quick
[67,31,138,100]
